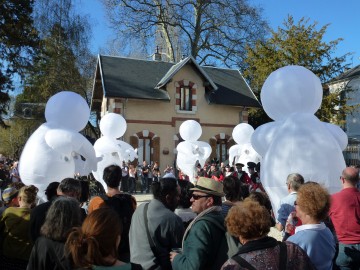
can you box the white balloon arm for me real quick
[45,129,78,154]
[229,145,242,166]
[94,137,121,154]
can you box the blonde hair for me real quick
[18,185,38,206]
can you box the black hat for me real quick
[247,162,257,169]
[225,164,230,168]
[235,163,244,167]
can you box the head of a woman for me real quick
[225,199,271,241]
[66,208,122,268]
[295,181,330,223]
[41,197,81,241]
[18,185,38,207]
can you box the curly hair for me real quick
[225,199,271,240]
[65,208,122,269]
[296,182,330,222]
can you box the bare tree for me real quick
[102,0,269,67]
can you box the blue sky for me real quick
[76,0,360,67]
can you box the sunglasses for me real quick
[191,194,211,200]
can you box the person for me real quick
[287,182,336,270]
[129,175,184,270]
[0,186,19,216]
[141,161,150,193]
[128,164,137,194]
[27,197,82,270]
[29,178,83,243]
[121,161,129,192]
[221,199,316,270]
[175,180,196,229]
[171,177,228,270]
[88,165,136,262]
[222,176,242,217]
[10,161,21,183]
[0,185,38,269]
[66,208,141,270]
[235,163,251,185]
[248,191,276,226]
[276,173,304,232]
[152,161,161,182]
[329,167,360,270]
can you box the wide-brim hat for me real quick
[235,163,244,167]
[190,177,225,197]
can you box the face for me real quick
[236,165,243,171]
[190,191,213,214]
[294,199,306,222]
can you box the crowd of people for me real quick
[0,154,359,270]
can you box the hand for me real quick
[170,252,178,262]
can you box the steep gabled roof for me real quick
[92,55,261,109]
[156,56,218,90]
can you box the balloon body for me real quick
[261,66,323,121]
[232,123,254,144]
[45,91,90,131]
[251,122,282,157]
[259,114,344,215]
[19,123,75,199]
[179,120,202,141]
[236,142,261,173]
[229,145,242,166]
[323,122,348,150]
[100,113,127,138]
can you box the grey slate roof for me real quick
[332,65,360,82]
[94,55,260,108]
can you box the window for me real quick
[216,140,228,163]
[180,86,192,111]
[138,138,151,164]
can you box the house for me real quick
[328,65,360,165]
[91,55,261,169]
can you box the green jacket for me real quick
[172,210,228,270]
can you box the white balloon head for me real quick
[261,65,323,121]
[179,120,202,141]
[232,123,254,144]
[45,91,90,131]
[100,113,127,138]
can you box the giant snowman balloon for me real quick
[251,65,347,215]
[228,123,261,173]
[92,113,137,190]
[19,91,97,199]
[176,120,211,183]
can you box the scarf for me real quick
[181,206,222,248]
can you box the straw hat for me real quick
[190,177,225,197]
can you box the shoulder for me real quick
[88,196,106,213]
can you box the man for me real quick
[329,167,360,270]
[88,165,136,262]
[171,177,228,270]
[276,173,304,232]
[121,161,129,192]
[130,175,184,270]
[141,160,150,193]
[0,186,19,216]
[29,178,82,243]
[235,162,251,184]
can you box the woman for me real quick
[27,197,82,270]
[222,176,242,217]
[287,182,336,270]
[65,208,141,269]
[0,185,38,269]
[221,199,316,270]
[128,164,137,194]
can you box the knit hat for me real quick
[2,187,18,203]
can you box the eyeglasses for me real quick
[191,194,211,200]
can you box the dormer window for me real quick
[180,86,192,111]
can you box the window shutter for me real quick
[209,138,217,162]
[152,137,160,166]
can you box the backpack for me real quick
[100,194,135,257]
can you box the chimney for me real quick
[153,46,162,61]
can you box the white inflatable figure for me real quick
[251,65,347,215]
[92,113,137,190]
[19,91,97,200]
[228,123,261,173]
[176,120,211,183]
